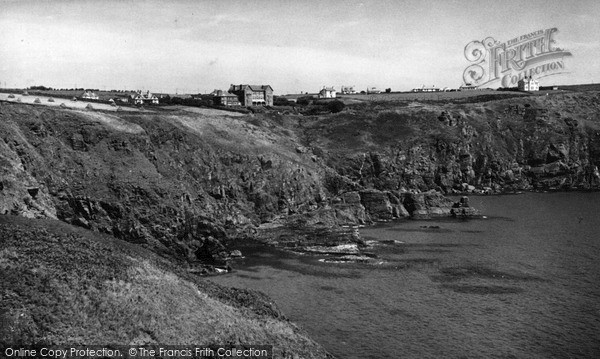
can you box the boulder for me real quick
[450,196,480,218]
[295,146,309,154]
[230,249,243,258]
[451,206,480,218]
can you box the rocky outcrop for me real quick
[402,191,454,219]
[359,189,409,221]
[399,191,480,219]
[450,196,480,218]
[308,92,600,195]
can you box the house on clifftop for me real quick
[132,90,159,105]
[459,83,478,91]
[518,77,539,92]
[228,84,273,106]
[318,86,337,98]
[82,90,99,100]
[212,90,241,106]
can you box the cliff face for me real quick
[303,92,600,194]
[0,104,327,262]
[1,91,599,262]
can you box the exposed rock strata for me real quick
[1,91,599,267]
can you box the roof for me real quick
[215,90,238,97]
[249,85,273,91]
[132,91,158,100]
[230,84,273,92]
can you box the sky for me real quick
[1,0,599,94]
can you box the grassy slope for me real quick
[0,215,332,358]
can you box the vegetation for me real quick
[296,96,313,106]
[0,216,333,357]
[326,100,345,113]
[273,96,293,106]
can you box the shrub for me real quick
[273,96,291,106]
[324,172,349,195]
[296,96,312,106]
[327,100,345,113]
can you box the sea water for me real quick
[211,193,600,358]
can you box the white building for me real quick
[459,83,478,91]
[319,86,337,98]
[82,90,99,100]
[518,77,539,91]
[412,85,441,92]
[132,90,159,105]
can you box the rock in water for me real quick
[451,196,480,218]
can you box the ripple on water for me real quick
[431,264,548,282]
[441,283,525,294]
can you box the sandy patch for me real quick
[77,111,146,134]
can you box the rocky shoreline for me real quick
[246,190,480,265]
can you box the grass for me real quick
[0,215,333,358]
[336,89,530,103]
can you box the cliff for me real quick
[1,90,599,352]
[2,92,599,259]
[303,92,600,194]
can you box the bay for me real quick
[211,193,600,358]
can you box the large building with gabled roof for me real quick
[228,84,273,106]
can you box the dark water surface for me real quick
[211,193,600,358]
